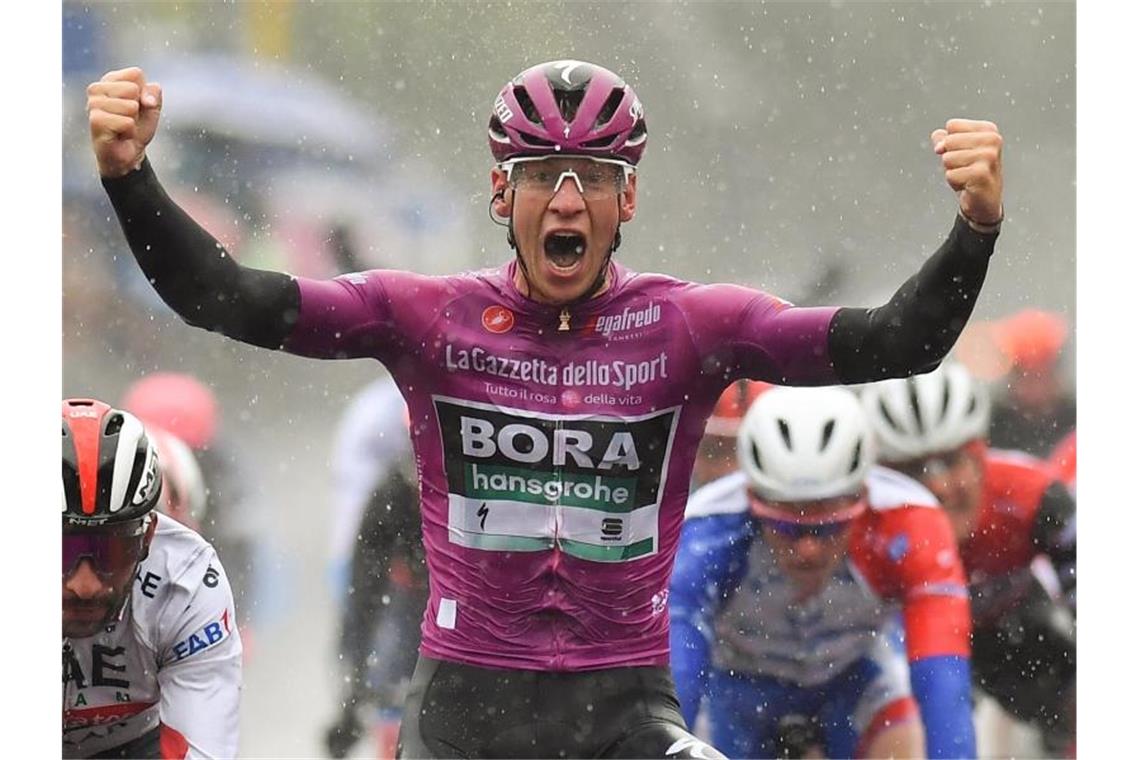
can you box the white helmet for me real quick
[737,386,875,501]
[861,362,991,463]
[150,427,208,529]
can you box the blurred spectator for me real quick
[121,372,265,634]
[987,309,1076,457]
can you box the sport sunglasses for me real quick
[63,520,149,579]
[748,494,868,540]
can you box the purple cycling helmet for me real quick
[488,60,648,166]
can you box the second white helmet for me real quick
[150,428,208,529]
[860,362,991,463]
[737,386,875,501]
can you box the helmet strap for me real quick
[505,196,535,299]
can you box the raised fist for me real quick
[931,119,1004,229]
[87,67,163,178]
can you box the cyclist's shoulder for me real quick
[984,447,1056,502]
[684,471,750,520]
[855,469,958,561]
[866,466,940,513]
[135,516,239,661]
[325,264,508,299]
[140,515,224,600]
[679,474,754,563]
[986,446,1052,475]
[617,264,779,304]
[613,263,685,291]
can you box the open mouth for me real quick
[543,232,587,269]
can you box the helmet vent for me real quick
[518,133,557,149]
[907,381,924,434]
[488,116,508,141]
[777,419,792,450]
[848,440,863,474]
[104,413,124,437]
[554,89,585,122]
[627,119,648,145]
[940,379,952,421]
[967,394,977,415]
[820,420,835,452]
[595,88,625,128]
[877,398,903,433]
[750,441,764,473]
[513,86,543,125]
[582,135,618,149]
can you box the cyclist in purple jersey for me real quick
[88,59,1004,758]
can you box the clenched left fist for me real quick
[932,119,1003,230]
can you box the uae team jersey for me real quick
[62,514,241,759]
[286,261,838,671]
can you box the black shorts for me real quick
[396,656,725,759]
[85,727,160,758]
[972,619,1076,734]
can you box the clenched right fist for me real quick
[87,67,163,178]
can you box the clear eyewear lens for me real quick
[505,159,629,200]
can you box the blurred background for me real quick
[61,2,1074,757]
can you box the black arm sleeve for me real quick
[827,214,998,383]
[100,159,300,349]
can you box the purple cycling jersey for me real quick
[287,260,837,671]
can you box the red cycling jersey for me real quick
[958,449,1055,579]
[845,473,972,662]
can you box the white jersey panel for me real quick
[683,471,749,519]
[865,465,939,511]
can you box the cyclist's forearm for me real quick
[828,215,998,383]
[910,655,977,758]
[101,159,299,349]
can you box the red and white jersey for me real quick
[692,466,970,684]
[958,449,1055,580]
[62,514,242,759]
[847,470,973,664]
